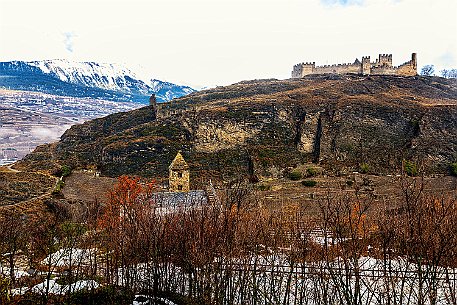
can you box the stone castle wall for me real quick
[292,53,417,78]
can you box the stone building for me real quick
[169,151,190,192]
[292,53,417,78]
[149,94,158,118]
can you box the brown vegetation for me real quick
[0,172,55,206]
[1,175,456,304]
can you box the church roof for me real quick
[153,190,207,208]
[169,151,189,171]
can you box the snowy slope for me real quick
[28,60,151,94]
[0,60,196,103]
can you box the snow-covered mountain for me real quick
[0,60,196,103]
[150,79,196,101]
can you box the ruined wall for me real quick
[292,63,315,78]
[371,66,398,75]
[292,53,417,77]
[313,63,361,75]
[394,53,417,76]
[372,54,393,68]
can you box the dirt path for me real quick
[6,164,20,173]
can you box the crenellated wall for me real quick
[292,53,417,78]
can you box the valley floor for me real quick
[0,89,140,160]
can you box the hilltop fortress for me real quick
[292,53,417,78]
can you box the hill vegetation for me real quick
[17,75,457,185]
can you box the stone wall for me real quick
[292,53,417,77]
[313,62,361,75]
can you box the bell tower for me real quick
[169,151,190,192]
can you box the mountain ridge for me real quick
[0,60,195,103]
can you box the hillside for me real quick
[17,74,457,184]
[0,60,195,103]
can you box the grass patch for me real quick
[289,171,302,181]
[450,162,457,176]
[257,184,271,191]
[302,180,317,187]
[404,160,418,177]
[359,163,370,174]
[306,167,317,177]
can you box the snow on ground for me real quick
[0,261,31,279]
[41,248,96,267]
[31,279,99,295]
[132,295,178,305]
[6,246,456,304]
[119,254,456,305]
[11,279,99,296]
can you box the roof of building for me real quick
[153,190,207,208]
[169,151,189,171]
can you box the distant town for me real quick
[0,89,140,163]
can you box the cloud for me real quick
[63,32,75,53]
[320,0,365,6]
[436,51,456,68]
[30,125,71,141]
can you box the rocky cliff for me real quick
[18,75,457,185]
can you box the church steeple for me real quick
[169,151,190,192]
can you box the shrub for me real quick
[289,171,302,181]
[359,163,370,174]
[404,160,418,177]
[306,167,317,177]
[450,162,457,176]
[69,285,134,305]
[61,165,72,177]
[302,180,317,187]
[0,276,10,305]
[52,180,65,194]
[257,184,271,191]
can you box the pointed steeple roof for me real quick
[169,151,189,171]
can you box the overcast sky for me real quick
[0,0,456,88]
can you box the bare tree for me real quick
[0,210,29,287]
[441,68,457,78]
[420,65,435,76]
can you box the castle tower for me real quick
[149,94,158,118]
[362,56,371,75]
[169,151,190,192]
[378,54,393,67]
[411,53,417,72]
[149,94,156,105]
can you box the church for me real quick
[152,151,219,210]
[168,150,190,192]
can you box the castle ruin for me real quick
[292,53,417,78]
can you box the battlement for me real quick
[291,53,417,78]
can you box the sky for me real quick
[0,0,456,89]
